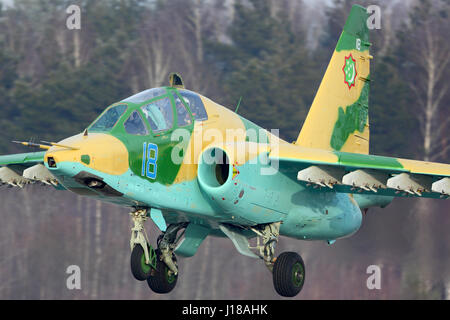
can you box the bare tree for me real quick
[138,31,172,88]
[397,2,450,293]
[404,1,450,162]
[91,201,102,298]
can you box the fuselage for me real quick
[44,86,366,241]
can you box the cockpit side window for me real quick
[173,95,192,127]
[123,88,167,104]
[178,89,208,121]
[124,111,148,136]
[90,104,127,132]
[141,97,174,133]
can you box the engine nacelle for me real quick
[197,147,231,189]
[197,144,364,238]
[197,147,236,214]
[196,144,272,224]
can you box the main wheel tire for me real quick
[147,249,178,294]
[272,251,305,297]
[130,245,153,281]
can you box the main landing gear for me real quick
[250,222,306,297]
[129,209,185,294]
[128,209,305,297]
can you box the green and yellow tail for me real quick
[296,5,371,154]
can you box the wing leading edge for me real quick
[270,144,450,199]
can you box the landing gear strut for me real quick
[156,223,186,276]
[129,208,184,294]
[250,222,281,272]
[129,209,156,281]
[147,223,186,294]
[250,222,306,297]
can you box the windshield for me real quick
[123,88,167,104]
[89,104,127,132]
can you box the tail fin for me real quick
[296,5,371,154]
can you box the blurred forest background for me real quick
[0,0,449,299]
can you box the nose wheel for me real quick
[130,244,156,281]
[147,249,178,294]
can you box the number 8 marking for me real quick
[141,142,158,179]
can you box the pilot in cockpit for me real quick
[175,98,192,126]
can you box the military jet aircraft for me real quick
[1,5,449,297]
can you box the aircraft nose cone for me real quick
[44,133,129,176]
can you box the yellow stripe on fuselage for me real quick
[173,96,264,183]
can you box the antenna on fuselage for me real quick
[169,73,185,89]
[234,96,243,114]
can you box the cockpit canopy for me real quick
[122,88,166,104]
[88,87,208,135]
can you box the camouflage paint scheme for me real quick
[1,6,449,257]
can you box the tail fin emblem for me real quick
[343,54,357,89]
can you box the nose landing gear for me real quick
[147,249,178,294]
[130,209,156,281]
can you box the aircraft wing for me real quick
[270,144,450,199]
[0,151,61,188]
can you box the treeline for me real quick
[0,0,449,299]
[0,0,448,161]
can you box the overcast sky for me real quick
[0,0,12,7]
